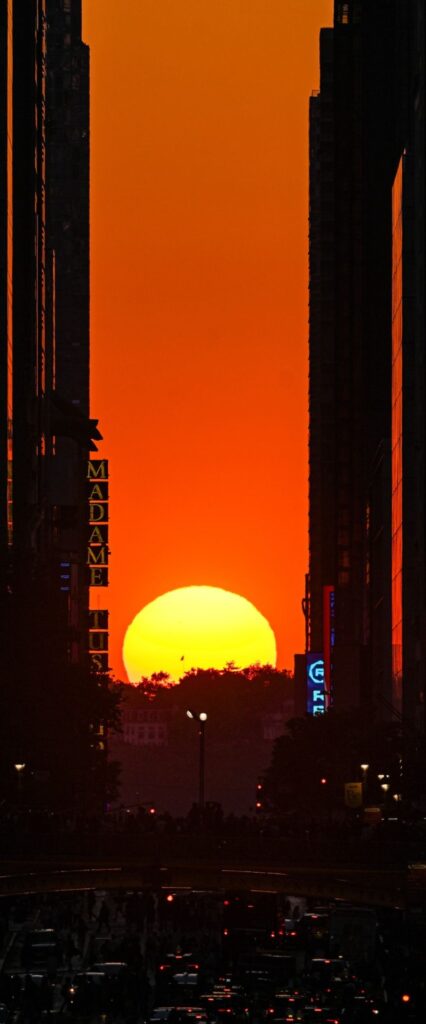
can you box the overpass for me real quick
[1,847,425,908]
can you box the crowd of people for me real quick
[1,801,425,860]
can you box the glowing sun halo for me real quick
[122,585,277,684]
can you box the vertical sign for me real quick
[306,654,325,715]
[87,460,109,586]
[88,608,109,673]
[322,585,335,709]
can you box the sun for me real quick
[122,585,277,683]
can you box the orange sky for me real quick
[84,0,332,681]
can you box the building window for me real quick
[337,3,350,25]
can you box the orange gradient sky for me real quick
[84,0,332,681]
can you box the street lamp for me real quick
[360,763,369,800]
[14,763,26,805]
[186,709,207,810]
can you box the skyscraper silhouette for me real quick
[0,1,105,792]
[308,0,424,726]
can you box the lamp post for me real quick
[14,763,26,806]
[360,763,369,801]
[186,709,207,810]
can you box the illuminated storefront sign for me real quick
[88,481,109,502]
[87,462,109,666]
[306,653,325,715]
[88,524,108,545]
[89,609,108,631]
[87,460,109,586]
[88,609,109,673]
[89,630,108,651]
[90,651,109,672]
[88,460,108,479]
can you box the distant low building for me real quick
[122,707,169,747]
[261,708,291,741]
[111,673,296,815]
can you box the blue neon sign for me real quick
[307,653,325,715]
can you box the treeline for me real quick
[129,663,293,738]
[263,707,426,818]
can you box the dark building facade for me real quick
[45,0,94,666]
[0,1,103,772]
[390,0,425,729]
[308,0,424,724]
[0,1,12,590]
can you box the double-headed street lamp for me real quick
[186,709,207,810]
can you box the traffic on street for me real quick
[0,884,424,1021]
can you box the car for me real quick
[72,970,106,987]
[301,1009,342,1023]
[343,996,384,1022]
[199,986,247,1017]
[62,972,107,1015]
[308,958,347,986]
[267,992,305,1020]
[298,914,330,946]
[92,960,128,976]
[0,1004,10,1024]
[172,971,199,988]
[329,908,377,964]
[281,922,300,945]
[21,929,62,969]
[88,933,123,962]
[158,956,201,989]
[150,1007,208,1023]
[238,952,297,991]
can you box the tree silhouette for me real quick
[131,663,293,739]
[263,707,410,817]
